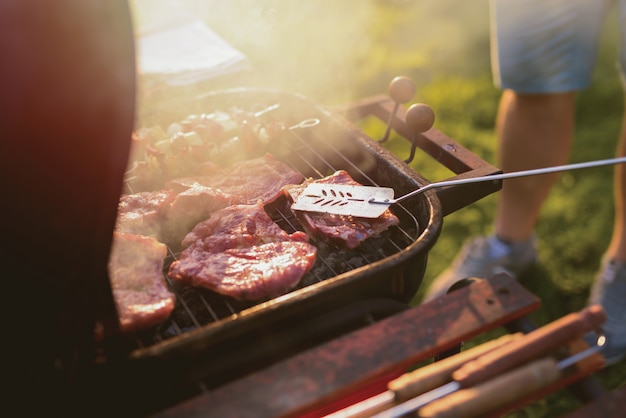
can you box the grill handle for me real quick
[334,79,502,216]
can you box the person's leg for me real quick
[584,2,626,366]
[423,92,573,301]
[494,91,575,242]
[423,0,608,301]
[492,0,604,243]
[602,107,626,261]
[605,0,626,261]
[586,113,626,365]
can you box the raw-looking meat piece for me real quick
[168,202,317,301]
[116,153,304,247]
[163,176,216,194]
[211,153,304,205]
[180,200,309,249]
[170,241,317,301]
[164,183,235,246]
[108,232,176,333]
[115,189,176,240]
[285,170,400,249]
[163,153,303,246]
[114,186,233,246]
[166,153,303,206]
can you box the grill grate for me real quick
[128,106,421,349]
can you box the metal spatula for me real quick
[291,156,626,218]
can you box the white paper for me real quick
[135,12,249,85]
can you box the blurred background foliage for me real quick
[131,0,624,415]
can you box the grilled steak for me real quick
[163,153,303,245]
[108,232,176,333]
[168,202,317,301]
[165,184,235,246]
[117,153,305,247]
[115,189,177,240]
[211,153,303,205]
[285,170,400,249]
[166,153,304,206]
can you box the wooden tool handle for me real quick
[419,357,560,418]
[389,333,523,402]
[452,305,605,387]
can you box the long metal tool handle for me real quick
[451,305,604,387]
[374,339,606,418]
[418,357,561,418]
[382,156,626,205]
[415,341,606,418]
[370,305,606,417]
[325,333,523,418]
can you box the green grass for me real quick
[134,0,625,415]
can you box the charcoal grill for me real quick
[78,85,501,416]
[10,81,503,417]
[0,4,539,416]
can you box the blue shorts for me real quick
[491,0,626,93]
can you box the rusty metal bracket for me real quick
[333,95,502,216]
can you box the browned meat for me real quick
[168,202,317,301]
[163,154,303,245]
[115,185,234,247]
[179,199,309,249]
[211,153,304,205]
[115,189,177,240]
[108,232,176,333]
[117,153,304,247]
[166,153,304,206]
[285,170,400,249]
[164,184,235,246]
[170,242,317,301]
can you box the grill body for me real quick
[118,89,445,411]
[8,86,502,417]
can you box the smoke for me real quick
[130,0,491,104]
[179,0,379,103]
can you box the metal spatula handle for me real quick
[375,156,626,205]
[292,156,626,218]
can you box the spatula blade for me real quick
[291,183,395,218]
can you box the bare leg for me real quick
[422,90,575,301]
[586,99,626,366]
[604,101,626,262]
[494,90,576,241]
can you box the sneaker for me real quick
[585,259,626,366]
[423,235,537,302]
